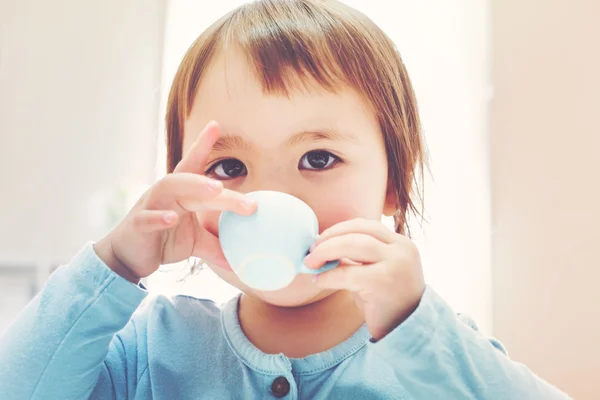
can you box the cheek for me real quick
[309,175,387,231]
[316,206,358,232]
[312,197,380,232]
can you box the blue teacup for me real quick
[218,190,338,291]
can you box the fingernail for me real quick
[312,275,318,283]
[163,212,176,223]
[304,255,313,268]
[309,243,316,253]
[208,180,222,191]
[243,198,256,210]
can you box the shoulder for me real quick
[130,292,231,336]
[456,312,508,355]
[408,286,509,356]
[146,293,222,313]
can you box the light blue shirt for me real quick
[0,242,571,399]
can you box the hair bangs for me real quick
[221,0,376,97]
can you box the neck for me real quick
[238,291,365,358]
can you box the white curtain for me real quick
[149,0,493,334]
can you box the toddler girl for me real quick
[0,1,570,399]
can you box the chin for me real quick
[252,276,336,307]
[208,264,335,307]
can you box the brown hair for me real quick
[165,0,425,235]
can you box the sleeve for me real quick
[368,285,572,400]
[0,242,149,400]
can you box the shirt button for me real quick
[271,376,290,398]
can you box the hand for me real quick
[94,121,257,283]
[304,218,425,341]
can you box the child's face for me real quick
[183,49,393,307]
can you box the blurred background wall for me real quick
[0,0,165,333]
[491,0,600,398]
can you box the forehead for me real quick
[183,49,381,150]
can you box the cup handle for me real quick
[298,259,339,275]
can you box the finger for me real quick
[149,173,256,216]
[339,257,361,266]
[149,173,223,209]
[313,264,376,292]
[178,188,257,216]
[130,210,178,233]
[173,121,220,174]
[317,218,396,245]
[305,233,388,268]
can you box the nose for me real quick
[244,182,299,198]
[240,170,302,200]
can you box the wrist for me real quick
[372,286,426,342]
[93,238,141,284]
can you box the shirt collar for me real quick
[221,294,371,376]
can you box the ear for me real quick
[383,184,397,217]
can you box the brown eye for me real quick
[209,159,247,179]
[299,150,339,170]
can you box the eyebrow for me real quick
[212,135,254,152]
[288,129,359,146]
[212,129,359,152]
